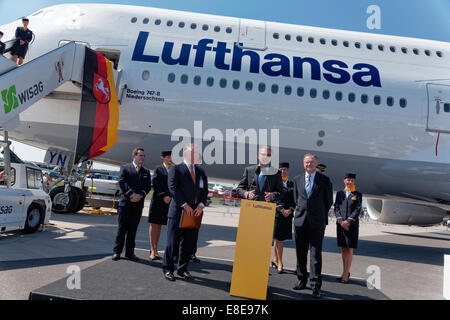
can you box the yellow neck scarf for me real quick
[345,185,356,192]
[164,162,172,169]
[282,176,288,182]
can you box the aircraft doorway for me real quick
[238,18,267,50]
[426,83,450,134]
[96,48,121,70]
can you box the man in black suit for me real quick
[148,151,173,261]
[292,153,333,299]
[236,145,283,203]
[113,147,152,261]
[163,144,208,281]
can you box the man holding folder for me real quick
[163,144,208,281]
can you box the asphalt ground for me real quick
[1,201,449,300]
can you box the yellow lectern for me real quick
[230,199,276,300]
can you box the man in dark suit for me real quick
[113,147,152,262]
[163,144,208,281]
[148,151,173,260]
[292,153,333,299]
[236,145,283,203]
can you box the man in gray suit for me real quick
[292,153,333,299]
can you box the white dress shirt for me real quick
[345,189,351,198]
[132,161,141,171]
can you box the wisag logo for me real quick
[1,85,19,114]
[1,82,44,115]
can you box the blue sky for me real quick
[1,0,449,166]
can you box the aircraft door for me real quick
[426,83,450,134]
[238,19,267,50]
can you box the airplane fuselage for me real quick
[1,4,450,210]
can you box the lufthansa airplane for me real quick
[0,4,449,225]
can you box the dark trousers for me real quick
[294,217,325,290]
[163,218,197,273]
[172,229,198,262]
[192,229,199,256]
[113,203,143,257]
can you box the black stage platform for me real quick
[29,251,388,300]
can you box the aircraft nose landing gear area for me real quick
[49,186,81,214]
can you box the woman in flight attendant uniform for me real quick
[11,17,33,65]
[272,162,294,274]
[334,173,362,283]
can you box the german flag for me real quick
[74,47,119,164]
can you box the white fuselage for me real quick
[1,4,450,210]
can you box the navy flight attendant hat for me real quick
[279,162,289,168]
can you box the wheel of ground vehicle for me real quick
[71,187,86,213]
[23,204,43,233]
[49,186,80,214]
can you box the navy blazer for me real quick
[293,172,333,229]
[118,162,152,207]
[167,163,208,222]
[236,165,283,202]
[15,27,32,43]
[149,164,171,214]
[276,179,295,218]
[334,190,362,225]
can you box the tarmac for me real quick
[1,201,449,300]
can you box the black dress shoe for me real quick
[177,270,194,280]
[164,271,176,281]
[191,255,201,263]
[126,254,139,262]
[112,253,120,261]
[293,281,307,290]
[312,287,322,299]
